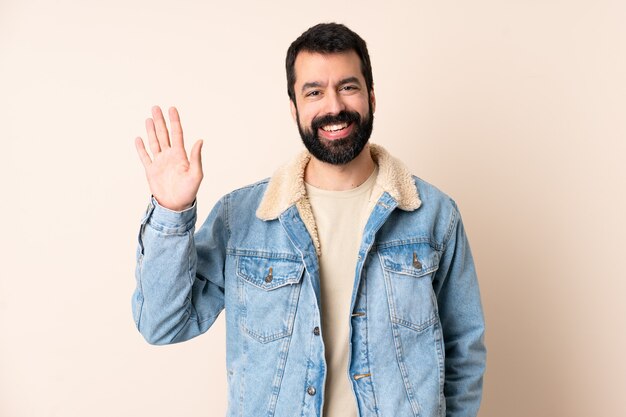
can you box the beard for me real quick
[296,104,374,165]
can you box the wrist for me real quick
[152,196,195,212]
[146,196,197,233]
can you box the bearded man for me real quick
[133,22,486,417]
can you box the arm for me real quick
[132,196,228,345]
[132,105,225,344]
[432,201,486,417]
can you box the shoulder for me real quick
[412,175,459,216]
[226,178,270,199]
[383,175,461,248]
[414,175,463,248]
[216,178,270,218]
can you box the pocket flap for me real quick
[237,255,304,290]
[380,244,440,277]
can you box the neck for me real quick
[304,144,376,191]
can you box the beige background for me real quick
[1,0,625,416]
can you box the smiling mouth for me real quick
[321,122,349,132]
[317,121,355,141]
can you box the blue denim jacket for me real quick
[132,144,486,417]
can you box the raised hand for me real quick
[135,106,203,211]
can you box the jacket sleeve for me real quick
[131,195,229,345]
[432,201,486,417]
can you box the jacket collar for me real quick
[256,143,421,254]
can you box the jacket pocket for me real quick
[379,243,441,332]
[236,254,304,343]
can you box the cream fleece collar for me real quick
[255,143,421,254]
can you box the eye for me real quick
[341,85,359,92]
[305,90,321,97]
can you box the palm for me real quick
[135,106,203,211]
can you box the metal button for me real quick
[413,252,422,269]
[307,386,316,396]
[313,326,320,336]
[265,267,273,283]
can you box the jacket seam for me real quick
[374,237,442,252]
[364,277,382,416]
[229,177,270,194]
[145,221,195,236]
[169,231,195,342]
[442,200,460,251]
[224,194,233,240]
[135,255,145,329]
[226,248,301,261]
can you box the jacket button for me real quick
[307,386,316,396]
[313,326,320,336]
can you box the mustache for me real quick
[310,110,361,131]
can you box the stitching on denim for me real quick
[263,279,301,415]
[144,201,196,235]
[134,254,145,328]
[237,256,303,344]
[361,274,382,416]
[433,321,446,417]
[374,237,442,251]
[442,199,459,251]
[228,177,270,194]
[167,231,195,343]
[390,321,421,416]
[227,248,301,261]
[186,231,194,286]
[236,257,304,291]
[382,254,439,333]
[223,194,232,240]
[391,315,438,333]
[240,282,299,343]
[146,221,193,236]
[382,264,440,278]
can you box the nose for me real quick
[323,90,346,115]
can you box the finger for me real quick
[151,105,171,149]
[145,118,161,155]
[190,139,203,176]
[169,107,185,149]
[134,137,153,168]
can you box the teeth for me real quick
[322,122,348,132]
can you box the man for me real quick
[133,23,486,417]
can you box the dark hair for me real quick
[285,23,374,102]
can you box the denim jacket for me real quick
[132,144,486,417]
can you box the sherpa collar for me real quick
[255,143,421,254]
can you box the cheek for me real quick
[350,97,371,115]
[298,108,318,127]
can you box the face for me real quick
[290,51,376,165]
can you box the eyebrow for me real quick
[338,76,361,87]
[300,76,363,93]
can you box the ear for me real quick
[289,99,298,123]
[369,89,376,114]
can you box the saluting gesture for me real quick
[134,106,204,211]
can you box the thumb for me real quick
[190,139,203,175]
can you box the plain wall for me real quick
[1,0,624,416]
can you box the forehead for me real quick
[293,50,363,86]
